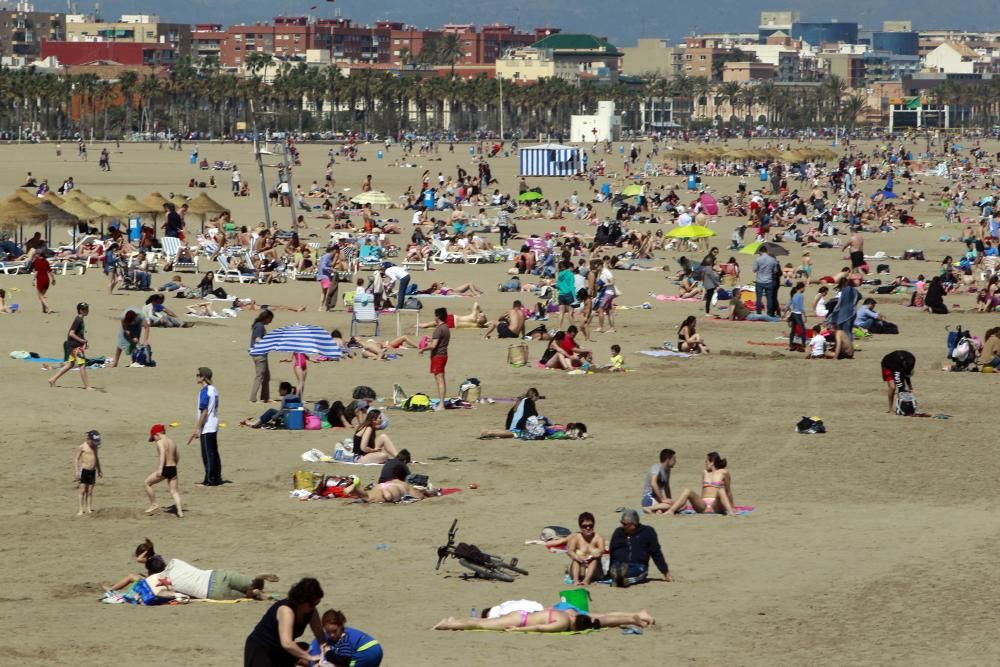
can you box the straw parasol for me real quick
[350,191,394,206]
[41,191,65,207]
[87,198,126,219]
[64,189,95,204]
[57,198,99,222]
[170,195,190,209]
[142,192,171,211]
[186,192,229,216]
[114,195,160,216]
[37,200,83,227]
[13,188,42,205]
[0,195,47,229]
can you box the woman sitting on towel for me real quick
[353,410,399,464]
[657,452,736,516]
[677,316,709,354]
[540,332,580,370]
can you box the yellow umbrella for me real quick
[115,195,160,216]
[665,224,716,239]
[186,192,230,216]
[621,184,643,197]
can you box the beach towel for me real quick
[186,309,237,319]
[639,350,692,358]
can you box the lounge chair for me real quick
[217,253,257,283]
[160,236,199,273]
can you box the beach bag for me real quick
[128,578,173,606]
[895,391,917,416]
[461,385,481,402]
[131,344,155,367]
[304,414,322,430]
[402,297,423,310]
[507,343,529,367]
[876,263,890,274]
[946,326,966,357]
[406,473,429,487]
[522,415,548,440]
[402,393,431,411]
[293,470,320,490]
[540,526,571,541]
[796,416,826,434]
[558,588,592,613]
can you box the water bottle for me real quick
[375,543,389,551]
[563,574,573,585]
[470,607,477,618]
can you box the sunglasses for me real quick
[580,523,594,529]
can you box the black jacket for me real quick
[609,524,669,574]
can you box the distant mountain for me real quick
[38,0,1000,46]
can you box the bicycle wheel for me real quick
[500,562,529,576]
[459,559,514,583]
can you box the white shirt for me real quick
[163,559,212,599]
[809,334,826,358]
[198,384,220,434]
[677,213,693,227]
[384,266,408,284]
[599,267,617,296]
[232,170,241,183]
[411,210,422,225]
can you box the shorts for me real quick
[430,355,448,375]
[446,314,456,328]
[598,293,616,310]
[881,368,895,383]
[161,466,178,480]
[79,468,96,485]
[320,277,333,290]
[641,492,655,508]
[497,322,517,339]
[558,293,574,307]
[850,250,864,268]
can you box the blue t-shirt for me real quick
[309,627,377,661]
[789,291,805,315]
[557,269,575,297]
[317,253,333,281]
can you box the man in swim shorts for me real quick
[483,300,526,339]
[420,308,450,411]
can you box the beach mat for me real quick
[639,350,692,358]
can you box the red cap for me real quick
[149,424,166,441]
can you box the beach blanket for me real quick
[13,352,109,368]
[186,309,238,319]
[639,350,692,358]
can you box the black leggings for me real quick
[704,288,716,314]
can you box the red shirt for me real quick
[560,334,577,355]
[33,256,51,289]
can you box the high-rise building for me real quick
[0,1,65,60]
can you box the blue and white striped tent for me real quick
[519,143,582,177]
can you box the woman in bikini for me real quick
[662,452,735,516]
[343,476,428,503]
[280,351,311,400]
[677,316,709,354]
[353,410,398,464]
[565,512,606,586]
[434,608,606,633]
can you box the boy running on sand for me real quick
[75,430,102,515]
[145,424,183,518]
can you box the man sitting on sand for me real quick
[607,510,672,586]
[483,300,526,339]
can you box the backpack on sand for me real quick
[402,393,431,411]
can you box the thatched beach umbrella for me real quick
[41,192,66,207]
[88,199,126,220]
[186,192,229,216]
[0,195,47,240]
[58,198,99,222]
[64,189,95,205]
[143,192,171,211]
[115,195,160,216]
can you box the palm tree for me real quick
[118,70,139,134]
[841,94,869,133]
[437,33,464,79]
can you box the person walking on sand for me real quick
[191,367,223,486]
[32,251,55,314]
[419,307,450,411]
[317,246,340,312]
[75,430,102,515]
[48,302,94,390]
[145,424,183,517]
[249,310,273,403]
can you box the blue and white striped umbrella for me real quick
[248,324,343,358]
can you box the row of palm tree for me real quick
[2,61,1000,139]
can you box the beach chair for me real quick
[430,239,466,265]
[402,251,429,272]
[160,236,199,273]
[217,253,256,283]
[356,244,383,272]
[350,299,381,337]
[0,260,28,275]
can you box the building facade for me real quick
[0,2,64,59]
[64,14,191,58]
[620,38,682,78]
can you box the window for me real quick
[699,55,706,60]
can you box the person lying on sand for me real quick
[416,302,487,329]
[343,477,431,504]
[433,607,654,632]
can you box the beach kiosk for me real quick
[519,143,582,177]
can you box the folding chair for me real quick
[350,299,381,337]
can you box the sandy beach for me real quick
[1,137,999,666]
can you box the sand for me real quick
[1,137,998,666]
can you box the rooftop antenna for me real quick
[93,0,100,20]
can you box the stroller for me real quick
[435,519,528,582]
